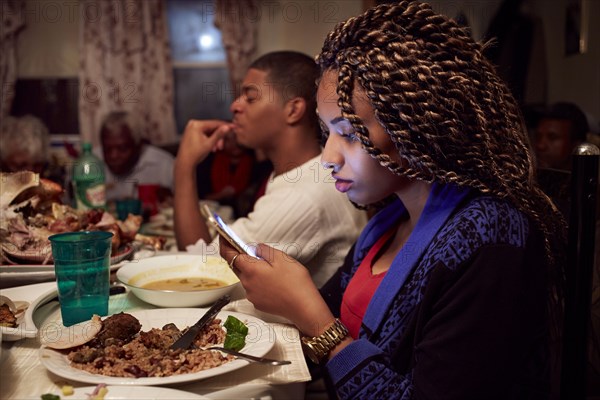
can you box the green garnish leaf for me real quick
[41,394,60,400]
[223,315,248,351]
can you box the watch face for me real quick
[301,319,349,364]
[301,341,322,364]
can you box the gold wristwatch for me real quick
[301,318,349,364]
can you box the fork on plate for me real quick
[202,346,291,366]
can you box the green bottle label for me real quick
[75,182,106,209]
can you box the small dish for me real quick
[116,254,240,307]
[0,288,44,341]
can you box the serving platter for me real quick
[0,245,142,289]
[39,308,276,385]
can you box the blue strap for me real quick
[353,198,407,264]
[361,182,471,335]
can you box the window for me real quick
[167,0,233,131]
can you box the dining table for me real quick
[0,264,311,399]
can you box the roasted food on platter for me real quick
[41,312,242,378]
[133,233,167,251]
[0,171,142,264]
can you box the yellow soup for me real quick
[141,277,228,291]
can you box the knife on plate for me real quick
[170,294,231,350]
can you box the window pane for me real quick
[167,0,226,63]
[173,68,233,132]
[11,78,79,134]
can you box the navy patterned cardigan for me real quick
[320,183,553,399]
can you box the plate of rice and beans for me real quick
[39,308,276,385]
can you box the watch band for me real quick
[301,318,349,364]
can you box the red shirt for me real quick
[210,152,254,195]
[340,226,395,339]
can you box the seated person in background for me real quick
[174,51,368,287]
[533,101,590,170]
[0,114,49,174]
[97,111,175,203]
[219,3,566,398]
[205,130,255,217]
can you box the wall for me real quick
[531,0,600,126]
[14,0,600,127]
[15,0,363,77]
[254,0,363,58]
[17,0,79,77]
[428,0,502,40]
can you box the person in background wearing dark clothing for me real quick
[204,130,255,217]
[534,101,590,171]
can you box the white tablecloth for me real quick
[0,282,310,399]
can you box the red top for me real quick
[210,152,254,195]
[340,226,396,339]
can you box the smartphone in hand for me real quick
[201,204,259,258]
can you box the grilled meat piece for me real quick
[90,312,142,347]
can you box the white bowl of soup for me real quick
[116,254,240,307]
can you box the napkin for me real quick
[185,238,220,256]
[223,299,293,325]
[182,299,311,390]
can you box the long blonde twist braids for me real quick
[316,1,566,266]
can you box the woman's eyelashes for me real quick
[337,120,359,141]
[319,117,360,143]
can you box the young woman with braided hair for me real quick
[220,1,566,398]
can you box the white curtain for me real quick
[78,0,177,146]
[0,0,25,119]
[214,0,259,98]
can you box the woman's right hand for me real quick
[220,238,335,337]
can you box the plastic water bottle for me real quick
[73,142,106,210]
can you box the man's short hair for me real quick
[249,51,319,131]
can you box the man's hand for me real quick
[174,119,232,250]
[176,119,234,168]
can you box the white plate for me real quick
[39,308,276,385]
[41,385,208,399]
